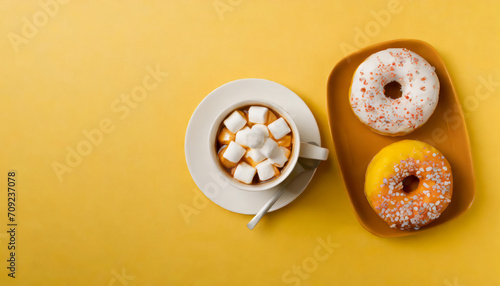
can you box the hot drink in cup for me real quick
[209,99,328,192]
[215,105,294,185]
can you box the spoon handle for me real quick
[247,185,288,230]
[247,168,302,230]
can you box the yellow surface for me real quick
[0,1,499,285]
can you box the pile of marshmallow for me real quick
[217,106,292,184]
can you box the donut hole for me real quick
[384,81,402,99]
[402,175,420,193]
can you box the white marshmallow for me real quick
[233,162,256,184]
[248,106,269,124]
[246,148,265,164]
[259,138,278,158]
[224,111,247,133]
[223,141,246,163]
[235,127,251,147]
[246,129,265,149]
[256,160,276,181]
[251,124,269,137]
[269,146,288,167]
[268,117,291,140]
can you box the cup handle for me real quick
[299,142,329,161]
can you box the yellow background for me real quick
[1,0,499,285]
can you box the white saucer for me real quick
[184,78,322,215]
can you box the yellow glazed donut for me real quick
[365,140,453,230]
[350,48,440,136]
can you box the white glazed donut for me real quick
[350,48,440,136]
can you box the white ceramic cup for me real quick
[209,99,328,192]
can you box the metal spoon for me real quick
[247,156,322,230]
